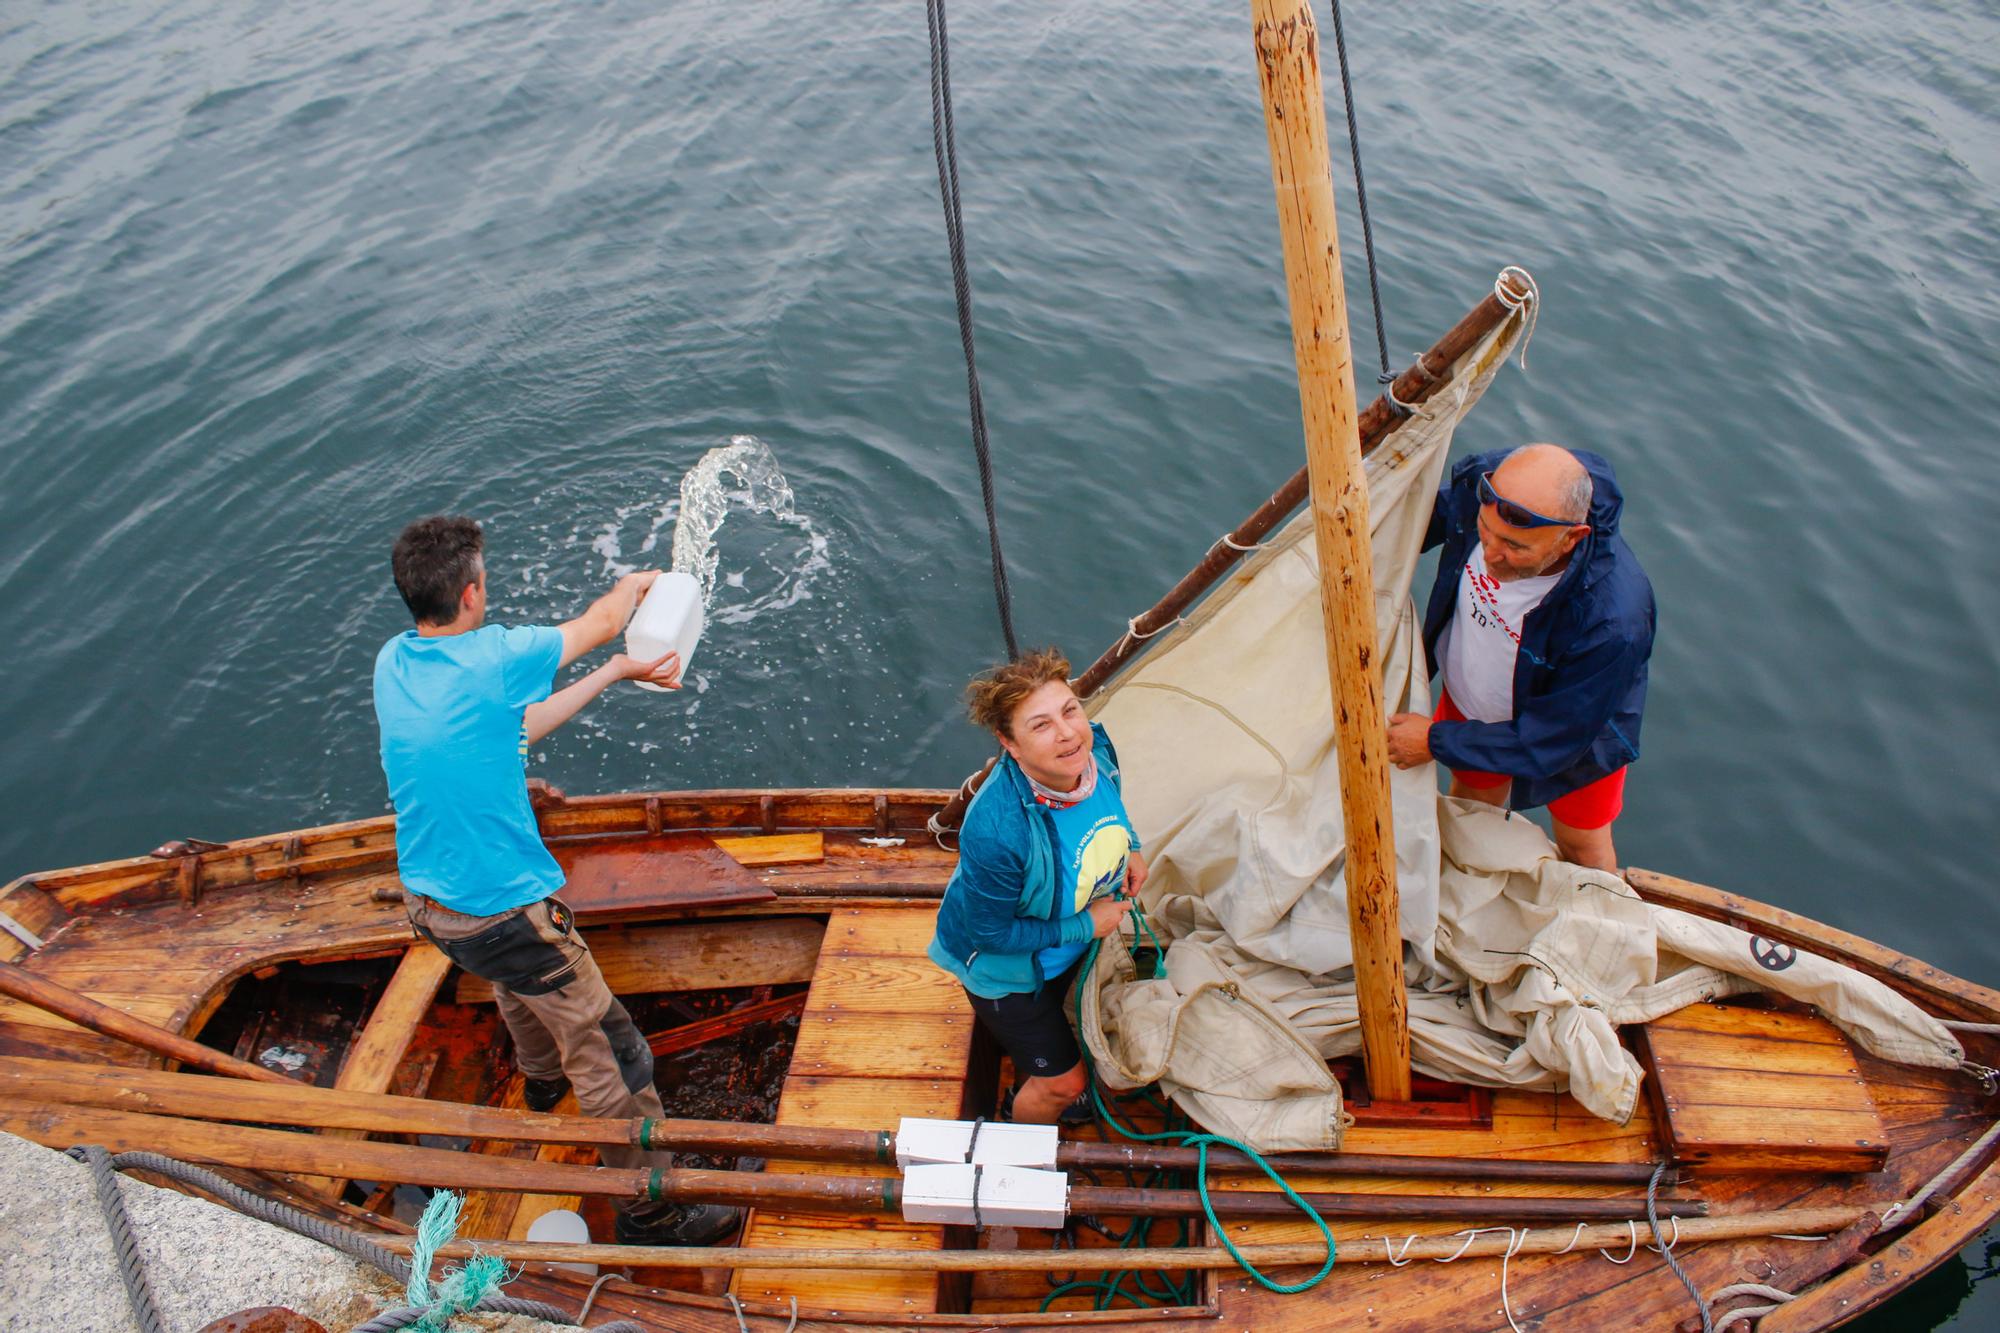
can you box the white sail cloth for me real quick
[1080,300,1962,1149]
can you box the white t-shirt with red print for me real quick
[1439,549,1561,723]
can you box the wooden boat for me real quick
[3,4,1995,1331]
[2,785,1997,1330]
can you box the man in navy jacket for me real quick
[1385,444,1655,871]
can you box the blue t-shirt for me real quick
[1033,780,1136,979]
[374,623,566,917]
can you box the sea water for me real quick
[1,4,1995,1318]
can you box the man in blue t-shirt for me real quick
[373,514,737,1247]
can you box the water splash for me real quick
[670,435,821,612]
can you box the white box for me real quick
[895,1117,1059,1170]
[900,1163,1069,1229]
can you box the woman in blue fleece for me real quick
[927,648,1146,1124]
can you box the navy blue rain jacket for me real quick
[1420,448,1655,811]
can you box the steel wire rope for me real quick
[926,0,1019,659]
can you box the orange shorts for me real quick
[1433,689,1627,831]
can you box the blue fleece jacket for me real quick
[927,724,1134,1000]
[1421,448,1656,811]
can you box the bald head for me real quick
[1493,444,1592,525]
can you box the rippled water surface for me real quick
[4,1,1997,1318]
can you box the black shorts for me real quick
[964,961,1084,1083]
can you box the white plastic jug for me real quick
[523,1208,597,1275]
[624,570,703,692]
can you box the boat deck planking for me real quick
[733,906,976,1316]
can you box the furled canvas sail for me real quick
[1080,292,1962,1149]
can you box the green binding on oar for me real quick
[1072,902,1338,1296]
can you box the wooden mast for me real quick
[1250,0,1411,1100]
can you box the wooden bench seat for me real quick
[1632,1000,1888,1174]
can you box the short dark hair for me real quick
[391,515,484,625]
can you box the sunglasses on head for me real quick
[1478,471,1581,530]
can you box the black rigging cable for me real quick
[919,0,1398,666]
[1326,0,1398,389]
[925,0,1020,660]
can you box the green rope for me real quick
[1068,903,1338,1297]
[404,1191,509,1333]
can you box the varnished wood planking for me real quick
[1667,1102,1882,1146]
[454,917,823,1004]
[712,832,825,867]
[771,1076,966,1130]
[735,908,972,1315]
[1648,1000,1847,1044]
[505,1094,602,1243]
[816,906,941,958]
[455,1075,552,1242]
[787,1011,970,1079]
[1639,1002,1887,1174]
[1652,1065,1875,1111]
[791,955,963,1013]
[1638,1026,1862,1078]
[302,943,455,1197]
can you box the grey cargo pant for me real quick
[405,893,674,1187]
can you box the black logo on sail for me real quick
[1750,936,1796,971]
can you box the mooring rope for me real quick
[64,1147,644,1333]
[1648,1160,1714,1333]
[1881,1115,2000,1229]
[67,1146,167,1333]
[925,0,1019,660]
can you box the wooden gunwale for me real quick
[1,808,1996,1330]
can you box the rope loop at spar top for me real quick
[1495,264,1542,368]
[925,0,1019,660]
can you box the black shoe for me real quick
[522,1076,570,1113]
[616,1202,743,1247]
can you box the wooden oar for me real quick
[0,1056,1667,1186]
[375,1205,1866,1271]
[0,961,292,1085]
[0,1101,1702,1223]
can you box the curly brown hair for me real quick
[965,647,1074,738]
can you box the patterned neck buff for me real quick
[1027,753,1098,808]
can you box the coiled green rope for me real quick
[1067,901,1337,1296]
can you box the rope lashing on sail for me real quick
[1325,0,1400,400]
[925,0,1019,660]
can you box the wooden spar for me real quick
[0,1099,1701,1223]
[381,1206,1865,1271]
[0,959,293,1085]
[1250,0,1410,1101]
[0,1056,1668,1184]
[929,274,1530,834]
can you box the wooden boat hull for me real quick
[3,786,1995,1330]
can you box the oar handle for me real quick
[0,960,292,1085]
